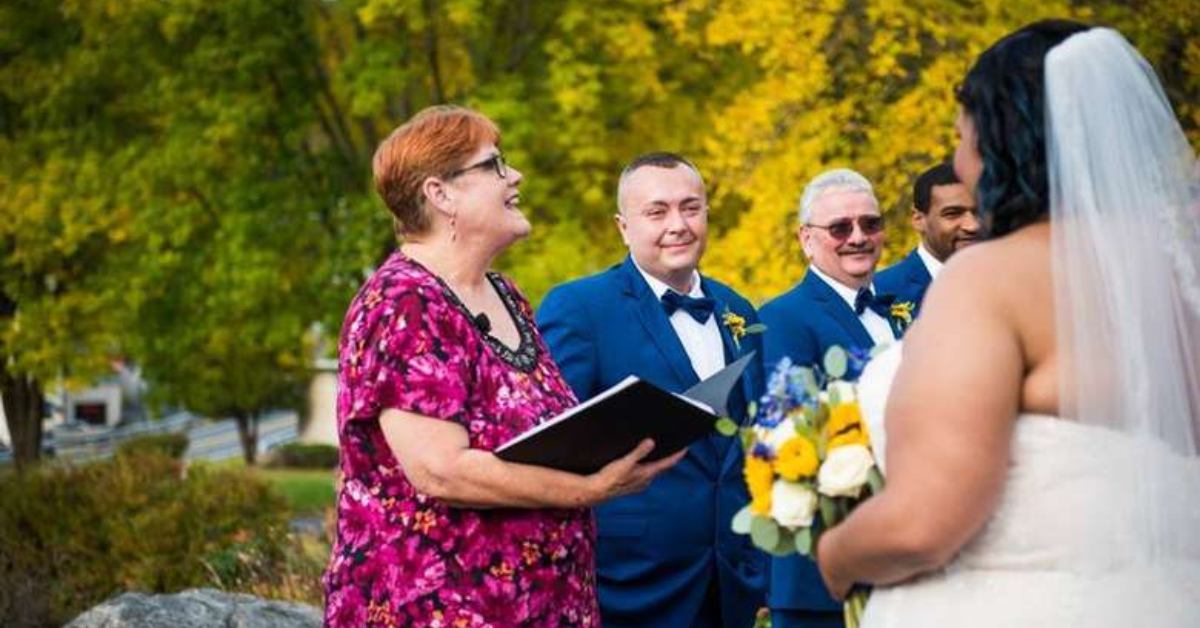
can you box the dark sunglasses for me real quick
[806,215,884,241]
[447,152,507,179]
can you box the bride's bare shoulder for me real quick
[934,223,1051,296]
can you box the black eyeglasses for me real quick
[806,215,885,241]
[446,152,507,179]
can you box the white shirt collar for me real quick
[632,258,704,299]
[809,265,874,310]
[917,243,944,279]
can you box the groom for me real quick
[537,152,767,627]
[759,168,899,628]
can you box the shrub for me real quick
[115,432,189,460]
[267,442,339,469]
[0,453,292,627]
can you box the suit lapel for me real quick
[907,251,932,293]
[619,259,718,473]
[904,251,932,314]
[703,281,738,367]
[803,272,875,349]
[702,277,757,476]
[704,283,755,419]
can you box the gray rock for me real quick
[65,588,322,628]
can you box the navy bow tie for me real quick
[661,290,716,324]
[854,287,895,318]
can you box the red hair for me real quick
[373,105,500,236]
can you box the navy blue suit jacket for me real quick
[875,248,933,316]
[536,256,768,628]
[758,271,887,615]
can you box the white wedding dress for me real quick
[855,343,1200,627]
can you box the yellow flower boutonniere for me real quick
[722,309,767,350]
[890,301,915,332]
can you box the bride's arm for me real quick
[816,247,1024,598]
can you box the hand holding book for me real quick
[584,438,689,502]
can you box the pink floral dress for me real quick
[323,252,599,627]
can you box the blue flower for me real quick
[754,356,821,429]
[752,442,776,460]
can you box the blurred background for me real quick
[0,0,1197,623]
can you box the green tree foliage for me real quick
[1,0,1196,467]
[1,0,145,469]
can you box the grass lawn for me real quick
[256,467,337,516]
[206,458,336,517]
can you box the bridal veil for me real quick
[1045,27,1200,559]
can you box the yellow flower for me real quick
[826,402,871,450]
[774,437,819,480]
[744,455,774,515]
[891,301,915,327]
[829,427,870,450]
[722,311,747,341]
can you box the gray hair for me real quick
[798,168,877,223]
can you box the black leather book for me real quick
[495,353,754,474]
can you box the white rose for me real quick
[770,480,818,529]
[818,444,875,498]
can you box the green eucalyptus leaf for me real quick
[744,323,767,334]
[769,528,797,556]
[794,527,813,556]
[715,417,738,436]
[732,505,754,534]
[819,495,839,526]
[740,427,755,451]
[750,516,780,552]
[823,346,848,379]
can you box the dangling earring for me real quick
[450,212,458,242]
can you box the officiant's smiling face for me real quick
[616,163,709,290]
[801,188,884,289]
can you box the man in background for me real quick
[876,162,979,315]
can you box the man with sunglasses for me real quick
[758,168,897,628]
[876,162,979,318]
[537,152,768,627]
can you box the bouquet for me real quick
[731,346,883,628]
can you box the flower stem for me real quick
[843,589,869,628]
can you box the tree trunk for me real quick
[1,369,43,473]
[234,412,259,465]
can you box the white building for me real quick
[300,358,338,446]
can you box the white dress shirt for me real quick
[809,266,896,346]
[633,262,727,380]
[917,243,944,280]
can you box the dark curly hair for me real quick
[956,19,1090,237]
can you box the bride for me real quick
[815,20,1200,626]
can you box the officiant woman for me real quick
[322,105,684,627]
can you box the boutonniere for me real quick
[890,301,916,332]
[722,308,767,350]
